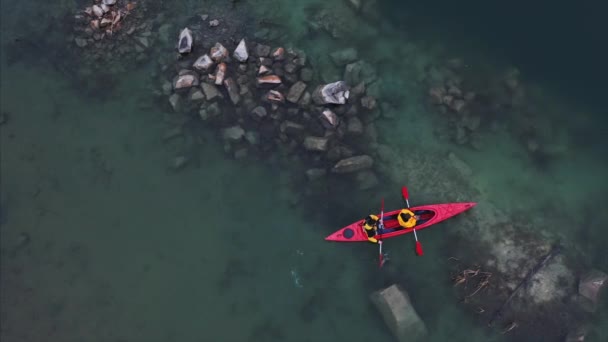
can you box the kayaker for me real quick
[363,214,380,243]
[397,208,418,229]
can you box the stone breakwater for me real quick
[157,25,388,191]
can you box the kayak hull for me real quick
[325,202,476,242]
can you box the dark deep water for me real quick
[1,0,607,341]
[385,1,608,104]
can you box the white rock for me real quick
[173,73,199,90]
[233,38,249,62]
[103,0,117,5]
[177,28,193,54]
[312,81,350,105]
[100,4,110,13]
[193,54,214,71]
[92,5,104,18]
[210,42,228,62]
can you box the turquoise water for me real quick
[1,1,607,341]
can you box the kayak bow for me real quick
[325,202,476,242]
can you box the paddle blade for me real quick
[401,186,409,200]
[415,241,424,256]
[401,187,410,208]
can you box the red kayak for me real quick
[325,202,476,242]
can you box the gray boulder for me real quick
[346,116,363,135]
[286,81,307,103]
[312,81,350,105]
[370,284,428,342]
[201,83,222,101]
[223,78,241,105]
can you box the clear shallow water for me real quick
[1,1,607,341]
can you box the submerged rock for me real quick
[579,269,607,311]
[356,170,379,190]
[370,284,427,342]
[177,28,193,54]
[201,83,221,101]
[168,93,181,112]
[251,106,267,119]
[255,44,271,57]
[223,126,245,142]
[233,38,249,62]
[332,155,373,173]
[303,136,329,151]
[330,47,358,66]
[346,116,363,135]
[312,81,350,105]
[306,168,327,181]
[286,81,307,103]
[193,54,214,71]
[223,78,241,105]
[320,108,339,128]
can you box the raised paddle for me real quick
[402,186,424,256]
[378,199,386,268]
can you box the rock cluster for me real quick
[160,31,382,190]
[425,58,565,160]
[71,0,154,71]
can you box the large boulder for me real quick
[578,269,607,311]
[312,81,350,105]
[370,284,427,342]
[331,155,373,173]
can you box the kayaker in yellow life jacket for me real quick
[363,214,380,243]
[398,209,418,229]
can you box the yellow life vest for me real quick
[397,209,416,228]
[363,214,379,243]
[363,214,379,230]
